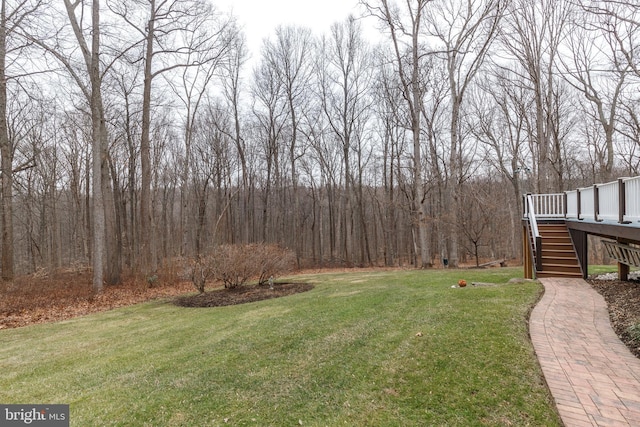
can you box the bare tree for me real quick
[161,22,240,256]
[318,16,374,266]
[251,51,289,244]
[111,0,234,275]
[426,0,504,267]
[0,0,42,282]
[372,56,411,266]
[219,28,250,244]
[575,1,640,77]
[617,99,640,174]
[107,62,142,269]
[60,0,108,293]
[459,183,492,267]
[361,0,433,268]
[22,0,128,289]
[262,25,315,264]
[470,70,533,258]
[560,7,630,180]
[499,0,572,193]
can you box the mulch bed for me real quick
[174,282,314,308]
[589,278,640,359]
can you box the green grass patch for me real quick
[0,268,560,426]
[588,265,618,275]
[588,264,640,276]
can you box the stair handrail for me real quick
[526,194,543,271]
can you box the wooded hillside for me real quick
[2,0,638,288]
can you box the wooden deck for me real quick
[523,176,640,280]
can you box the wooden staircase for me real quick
[534,223,583,278]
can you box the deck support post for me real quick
[618,238,630,282]
[568,228,589,279]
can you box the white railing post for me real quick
[526,194,543,271]
[527,195,540,239]
[624,176,640,222]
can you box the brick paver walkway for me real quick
[530,277,640,426]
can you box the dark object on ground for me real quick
[174,282,314,308]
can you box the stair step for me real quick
[539,229,570,235]
[541,256,579,266]
[541,237,572,244]
[541,248,575,255]
[540,227,569,232]
[537,270,583,278]
[540,263,582,273]
[542,260,580,270]
[528,221,584,278]
[542,244,574,251]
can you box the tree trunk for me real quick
[105,153,123,285]
[140,0,156,276]
[447,93,461,268]
[0,1,13,282]
[89,0,105,294]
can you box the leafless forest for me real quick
[1,0,639,290]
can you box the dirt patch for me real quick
[174,282,314,308]
[589,277,640,359]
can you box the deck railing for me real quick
[526,195,543,271]
[524,176,640,223]
[597,180,619,221]
[626,177,640,222]
[526,193,565,218]
[566,191,578,218]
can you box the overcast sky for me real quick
[215,0,371,60]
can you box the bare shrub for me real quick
[254,244,296,285]
[180,256,215,294]
[211,244,254,289]
[193,258,216,293]
[183,244,296,292]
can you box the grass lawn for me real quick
[588,264,639,276]
[0,268,561,426]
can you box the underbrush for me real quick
[0,267,193,329]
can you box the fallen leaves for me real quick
[0,270,194,329]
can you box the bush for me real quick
[181,256,215,294]
[183,244,296,292]
[254,244,297,285]
[628,323,640,345]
